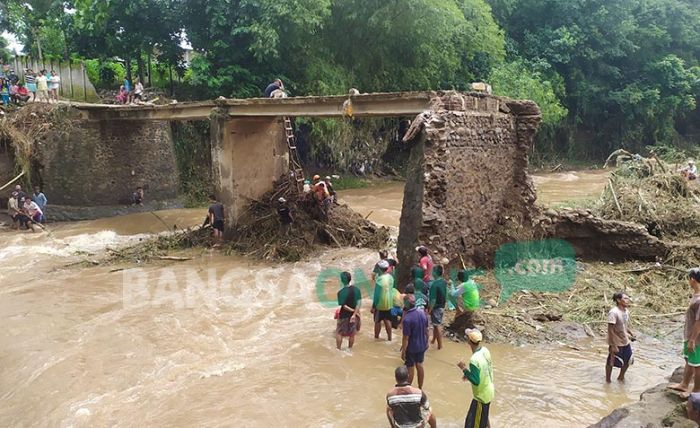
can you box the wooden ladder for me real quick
[283,116,305,195]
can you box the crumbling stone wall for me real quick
[397,92,541,286]
[34,112,179,206]
[535,208,670,261]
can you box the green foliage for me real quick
[489,0,700,158]
[0,35,11,63]
[85,59,127,89]
[171,121,213,206]
[490,60,567,127]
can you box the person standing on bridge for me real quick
[49,70,60,103]
[24,69,37,102]
[263,79,284,98]
[36,70,49,103]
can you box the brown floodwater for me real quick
[0,170,680,427]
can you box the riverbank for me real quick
[589,366,695,428]
[0,176,692,427]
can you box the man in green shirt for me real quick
[372,260,395,341]
[336,271,362,350]
[428,265,447,350]
[451,270,481,315]
[457,328,494,428]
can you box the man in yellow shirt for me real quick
[457,328,494,428]
[372,260,395,341]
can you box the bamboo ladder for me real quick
[283,116,305,195]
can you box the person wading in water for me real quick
[606,292,635,382]
[336,271,361,350]
[386,365,436,428]
[372,260,395,341]
[458,328,494,428]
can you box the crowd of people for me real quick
[334,245,493,428]
[6,184,47,232]
[0,67,60,105]
[333,244,700,427]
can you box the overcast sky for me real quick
[2,32,24,54]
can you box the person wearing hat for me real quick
[457,328,494,428]
[372,259,396,341]
[277,197,293,235]
[401,293,429,389]
[681,160,697,181]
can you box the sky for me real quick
[2,31,24,54]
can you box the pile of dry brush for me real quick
[110,178,390,263]
[597,153,700,239]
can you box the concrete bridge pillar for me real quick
[210,108,289,225]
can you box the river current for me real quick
[0,170,679,427]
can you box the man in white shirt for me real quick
[22,197,44,231]
[606,292,635,382]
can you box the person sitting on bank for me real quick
[681,160,697,181]
[131,186,144,205]
[386,365,437,428]
[263,79,284,97]
[12,83,30,104]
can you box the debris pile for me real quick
[597,155,700,239]
[229,179,390,261]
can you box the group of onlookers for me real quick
[334,245,492,428]
[6,184,47,232]
[116,78,145,105]
[0,67,60,105]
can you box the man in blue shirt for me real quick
[263,79,283,97]
[401,294,429,389]
[32,186,47,216]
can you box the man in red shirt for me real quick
[13,83,30,103]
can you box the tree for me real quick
[488,0,700,157]
[1,0,65,62]
[0,35,12,63]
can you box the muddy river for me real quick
[0,170,679,427]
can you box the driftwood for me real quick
[156,256,192,261]
[608,179,623,216]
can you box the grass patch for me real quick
[330,176,373,190]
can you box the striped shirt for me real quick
[25,74,35,84]
[387,386,430,428]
